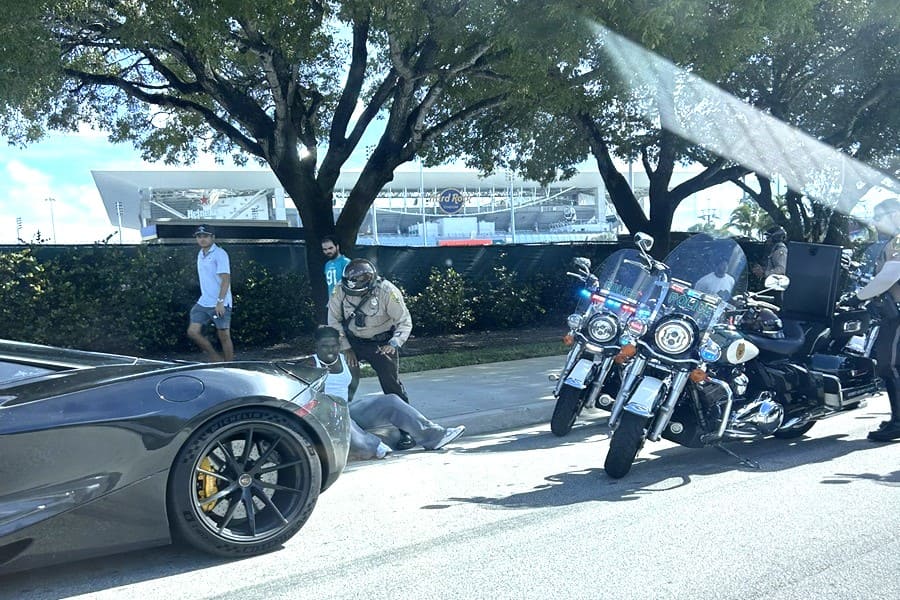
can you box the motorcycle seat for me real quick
[743,320,806,356]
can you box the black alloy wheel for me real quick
[168,408,322,557]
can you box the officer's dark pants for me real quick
[873,318,900,423]
[349,337,409,403]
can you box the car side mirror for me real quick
[634,232,654,253]
[764,274,790,291]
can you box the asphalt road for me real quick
[3,402,898,600]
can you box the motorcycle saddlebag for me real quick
[807,353,877,407]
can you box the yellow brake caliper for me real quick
[196,456,219,512]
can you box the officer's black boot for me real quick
[395,430,416,450]
[869,378,900,442]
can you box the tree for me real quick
[0,0,571,308]
[433,0,814,255]
[713,0,900,245]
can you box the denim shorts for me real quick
[189,303,232,330]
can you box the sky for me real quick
[0,129,251,245]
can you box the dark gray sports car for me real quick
[0,339,350,575]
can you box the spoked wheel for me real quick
[551,385,585,437]
[168,408,322,557]
[773,421,816,439]
[604,412,648,479]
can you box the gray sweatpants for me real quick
[349,393,447,457]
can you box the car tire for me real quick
[168,408,322,557]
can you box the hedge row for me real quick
[0,246,571,355]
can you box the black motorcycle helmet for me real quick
[743,307,784,339]
[342,258,378,296]
[765,226,787,244]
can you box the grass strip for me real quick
[359,340,568,377]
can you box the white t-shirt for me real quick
[694,272,735,298]
[196,244,232,307]
[314,354,351,400]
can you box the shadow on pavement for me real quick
[444,433,883,510]
[0,544,241,599]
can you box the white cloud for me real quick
[0,159,140,244]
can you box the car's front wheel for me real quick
[168,408,322,557]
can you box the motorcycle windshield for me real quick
[575,249,661,320]
[661,234,749,332]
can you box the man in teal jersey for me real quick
[322,235,351,297]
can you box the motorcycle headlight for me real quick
[586,313,619,344]
[654,318,694,354]
[567,313,584,330]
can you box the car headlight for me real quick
[567,313,584,330]
[586,313,619,344]
[654,318,694,354]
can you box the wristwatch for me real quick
[217,298,225,303]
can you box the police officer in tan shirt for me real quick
[857,197,900,442]
[327,258,417,449]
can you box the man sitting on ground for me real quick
[307,326,465,459]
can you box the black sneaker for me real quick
[868,420,900,442]
[395,432,416,450]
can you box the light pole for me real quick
[115,201,124,244]
[44,197,57,243]
[420,159,427,246]
[16,216,22,243]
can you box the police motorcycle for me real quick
[603,235,881,479]
[549,235,665,436]
[726,246,880,441]
[603,234,752,478]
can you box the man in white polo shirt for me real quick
[187,224,234,361]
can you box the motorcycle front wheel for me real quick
[605,412,647,478]
[551,385,585,437]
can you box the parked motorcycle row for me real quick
[550,232,882,478]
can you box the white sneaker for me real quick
[431,425,466,450]
[375,442,393,459]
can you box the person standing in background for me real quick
[187,224,234,361]
[856,198,900,442]
[322,235,351,297]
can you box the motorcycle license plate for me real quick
[564,359,593,389]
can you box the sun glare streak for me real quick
[592,23,899,219]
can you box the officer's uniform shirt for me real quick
[327,279,413,351]
[858,235,900,303]
[764,242,788,277]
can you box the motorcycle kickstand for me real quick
[714,443,760,470]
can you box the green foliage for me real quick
[0,245,318,355]
[0,249,49,341]
[472,260,546,330]
[407,267,475,335]
[231,259,316,348]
